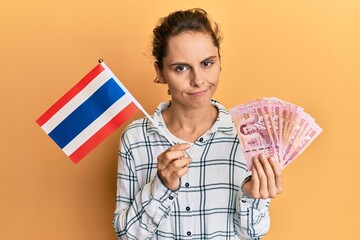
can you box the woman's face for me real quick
[156,31,221,110]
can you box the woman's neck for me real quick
[162,102,218,142]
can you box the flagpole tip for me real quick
[98,59,104,63]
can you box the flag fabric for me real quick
[36,62,141,163]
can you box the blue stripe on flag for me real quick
[49,78,125,148]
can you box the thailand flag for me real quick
[36,61,141,163]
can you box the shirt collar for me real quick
[146,99,235,137]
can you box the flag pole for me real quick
[135,96,192,158]
[98,59,179,148]
[127,78,192,158]
[133,96,192,158]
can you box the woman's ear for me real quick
[154,62,166,84]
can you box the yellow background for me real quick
[1,0,359,239]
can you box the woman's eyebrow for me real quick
[201,56,218,63]
[169,56,218,67]
[169,62,189,67]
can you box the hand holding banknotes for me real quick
[242,154,283,199]
[232,97,322,199]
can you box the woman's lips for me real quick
[188,89,208,96]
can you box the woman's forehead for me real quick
[165,31,219,62]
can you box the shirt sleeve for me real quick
[234,172,271,239]
[112,133,177,240]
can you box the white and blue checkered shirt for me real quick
[113,100,270,239]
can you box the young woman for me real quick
[113,8,283,239]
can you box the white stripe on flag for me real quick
[41,70,113,134]
[61,94,133,156]
[102,62,144,111]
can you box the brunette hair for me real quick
[152,8,222,72]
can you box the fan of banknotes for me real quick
[230,97,322,169]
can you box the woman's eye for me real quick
[202,61,213,67]
[175,65,187,72]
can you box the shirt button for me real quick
[187,231,191,236]
[199,137,204,142]
[186,206,190,211]
[169,196,173,200]
[185,183,190,187]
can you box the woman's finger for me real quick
[170,157,192,171]
[259,155,278,197]
[168,143,191,152]
[249,162,260,198]
[254,155,268,198]
[158,143,190,165]
[157,144,192,191]
[269,157,283,194]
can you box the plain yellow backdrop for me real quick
[1,0,359,239]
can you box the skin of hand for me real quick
[241,154,283,199]
[157,143,192,191]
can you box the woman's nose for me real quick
[190,68,205,87]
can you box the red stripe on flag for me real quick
[36,64,105,126]
[69,102,139,163]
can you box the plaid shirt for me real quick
[113,100,270,239]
